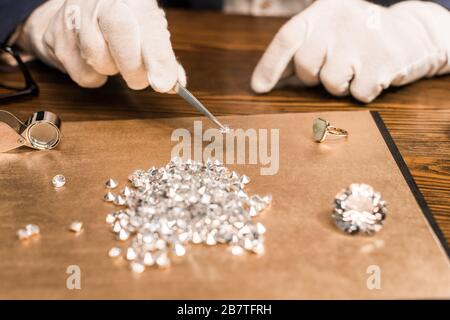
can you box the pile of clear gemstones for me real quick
[104,157,272,272]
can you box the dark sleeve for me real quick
[161,0,449,10]
[431,0,450,9]
[159,0,223,10]
[373,0,449,9]
[0,0,45,45]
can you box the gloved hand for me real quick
[15,0,186,92]
[251,0,450,103]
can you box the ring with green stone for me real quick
[313,118,348,143]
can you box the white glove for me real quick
[16,0,186,92]
[251,0,450,103]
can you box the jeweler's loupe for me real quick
[0,110,61,152]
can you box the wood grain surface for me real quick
[1,9,449,245]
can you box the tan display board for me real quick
[0,110,448,299]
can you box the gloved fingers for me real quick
[319,56,354,96]
[52,42,108,87]
[389,50,447,87]
[166,62,188,94]
[98,1,148,90]
[126,2,179,93]
[251,15,308,93]
[176,62,187,87]
[44,14,107,87]
[349,69,385,103]
[293,38,327,86]
[142,15,179,93]
[388,2,450,77]
[39,33,66,72]
[77,3,118,76]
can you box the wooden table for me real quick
[2,9,450,245]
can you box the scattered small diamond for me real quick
[231,245,245,256]
[173,243,186,257]
[105,179,118,189]
[118,229,130,241]
[105,213,116,224]
[52,174,66,188]
[253,242,265,255]
[104,158,271,272]
[69,221,83,233]
[143,252,155,266]
[114,195,126,206]
[25,224,40,236]
[103,191,115,202]
[17,224,40,240]
[108,246,123,258]
[121,186,132,197]
[17,229,30,240]
[206,233,216,245]
[256,222,266,235]
[126,247,137,260]
[130,261,145,273]
[240,175,250,184]
[156,252,170,268]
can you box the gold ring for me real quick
[313,118,348,143]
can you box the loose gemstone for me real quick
[17,228,30,240]
[143,252,155,266]
[52,174,66,188]
[231,245,245,256]
[126,247,137,260]
[173,243,186,257]
[256,222,266,235]
[106,213,116,224]
[155,239,166,250]
[114,195,126,206]
[332,183,387,235]
[249,206,258,217]
[69,221,83,233]
[118,229,130,241]
[192,232,202,244]
[104,192,115,202]
[105,179,118,189]
[262,194,272,205]
[240,175,250,184]
[200,194,211,204]
[252,243,265,255]
[156,253,170,268]
[25,224,40,236]
[112,221,122,233]
[130,261,145,273]
[108,246,123,258]
[17,224,40,240]
[313,118,328,142]
[121,186,132,197]
[206,233,216,246]
[243,238,253,250]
